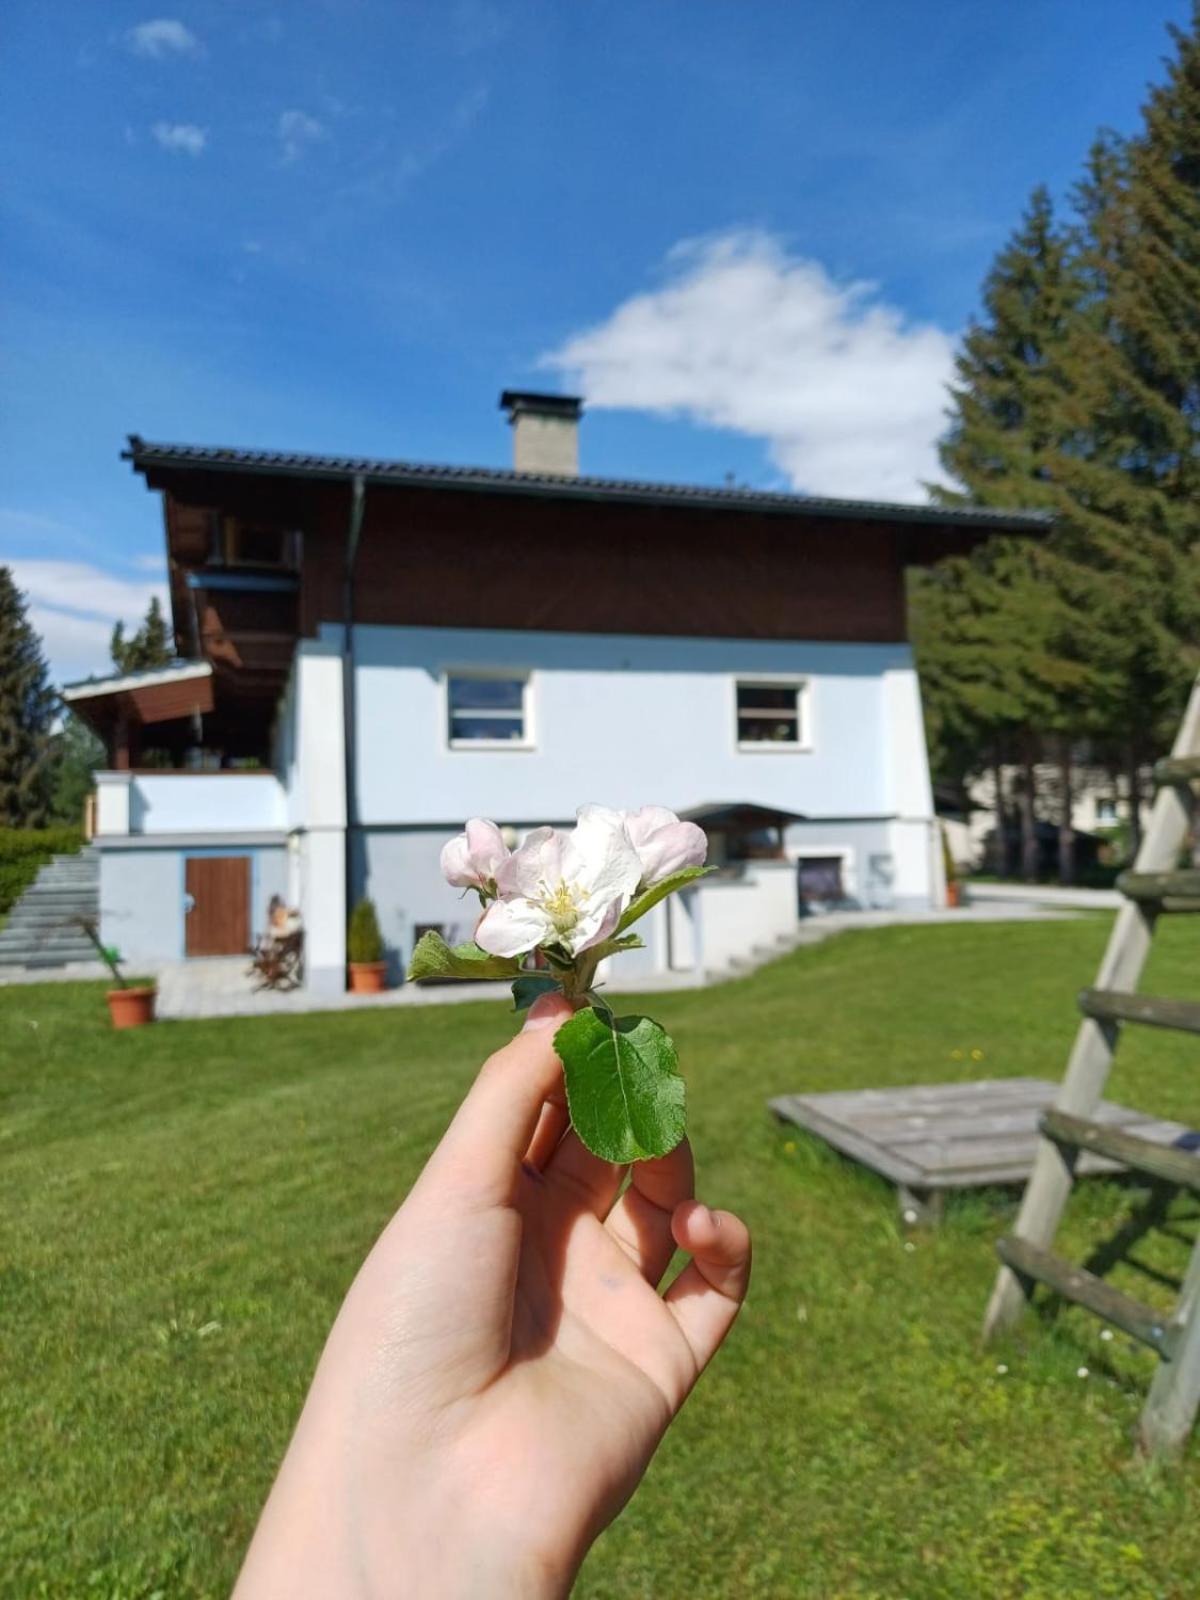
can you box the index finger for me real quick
[422,992,575,1204]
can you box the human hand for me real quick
[234,993,751,1599]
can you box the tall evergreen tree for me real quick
[915,187,1100,878]
[0,566,56,827]
[1050,26,1200,792]
[111,595,173,675]
[935,185,1080,511]
[920,11,1200,871]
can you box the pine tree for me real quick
[1051,25,1200,777]
[915,188,1099,879]
[49,712,105,826]
[111,595,173,675]
[911,539,1093,880]
[935,185,1080,511]
[0,566,56,827]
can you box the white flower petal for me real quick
[475,898,552,957]
[464,818,509,881]
[571,807,642,900]
[496,827,558,899]
[573,893,623,953]
[623,805,680,845]
[441,832,478,888]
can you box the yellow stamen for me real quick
[537,879,583,934]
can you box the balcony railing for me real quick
[94,770,286,837]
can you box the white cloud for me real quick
[127,19,200,58]
[5,560,169,686]
[278,109,326,163]
[542,229,957,503]
[152,121,207,155]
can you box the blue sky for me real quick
[1,0,1191,683]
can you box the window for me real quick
[736,679,806,748]
[446,672,531,747]
[221,517,298,569]
[1096,797,1118,826]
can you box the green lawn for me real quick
[3,918,1200,1598]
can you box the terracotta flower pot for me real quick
[106,986,156,1029]
[945,881,962,909]
[348,961,388,994]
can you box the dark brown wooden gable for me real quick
[301,487,909,643]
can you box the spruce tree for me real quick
[1051,24,1200,796]
[935,185,1080,511]
[0,566,56,827]
[916,187,1097,878]
[111,595,173,675]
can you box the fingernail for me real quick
[521,996,563,1032]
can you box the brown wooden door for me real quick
[185,856,250,956]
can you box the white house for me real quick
[65,393,1049,991]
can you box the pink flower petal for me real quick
[623,806,707,886]
[440,832,479,888]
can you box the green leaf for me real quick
[585,931,645,963]
[554,1007,686,1163]
[406,931,522,983]
[617,867,713,933]
[511,974,562,1012]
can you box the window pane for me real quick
[449,676,524,711]
[738,715,799,744]
[737,683,797,712]
[451,714,525,743]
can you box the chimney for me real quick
[499,390,582,477]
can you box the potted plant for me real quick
[347,898,388,993]
[942,826,962,909]
[76,917,157,1028]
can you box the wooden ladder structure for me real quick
[983,673,1200,1458]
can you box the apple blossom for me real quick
[621,804,707,887]
[440,818,510,895]
[476,809,643,959]
[414,801,714,1163]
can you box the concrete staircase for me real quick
[0,848,102,969]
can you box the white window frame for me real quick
[443,667,535,752]
[733,675,811,753]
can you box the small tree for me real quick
[49,712,106,825]
[111,596,173,675]
[0,566,56,827]
[347,898,384,964]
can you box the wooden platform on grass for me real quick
[770,1078,1193,1219]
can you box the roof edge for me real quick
[123,436,1053,534]
[61,659,213,701]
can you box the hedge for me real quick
[0,827,84,916]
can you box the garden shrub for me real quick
[0,827,83,915]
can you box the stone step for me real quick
[0,943,102,962]
[0,850,104,969]
[0,934,100,953]
[5,921,98,934]
[0,952,104,969]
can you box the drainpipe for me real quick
[343,474,366,925]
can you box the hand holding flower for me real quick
[411,805,712,1161]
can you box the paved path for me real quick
[0,901,1086,1017]
[152,902,1080,1021]
[964,881,1122,911]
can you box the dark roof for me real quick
[123,435,1052,533]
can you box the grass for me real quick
[3,916,1200,1598]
